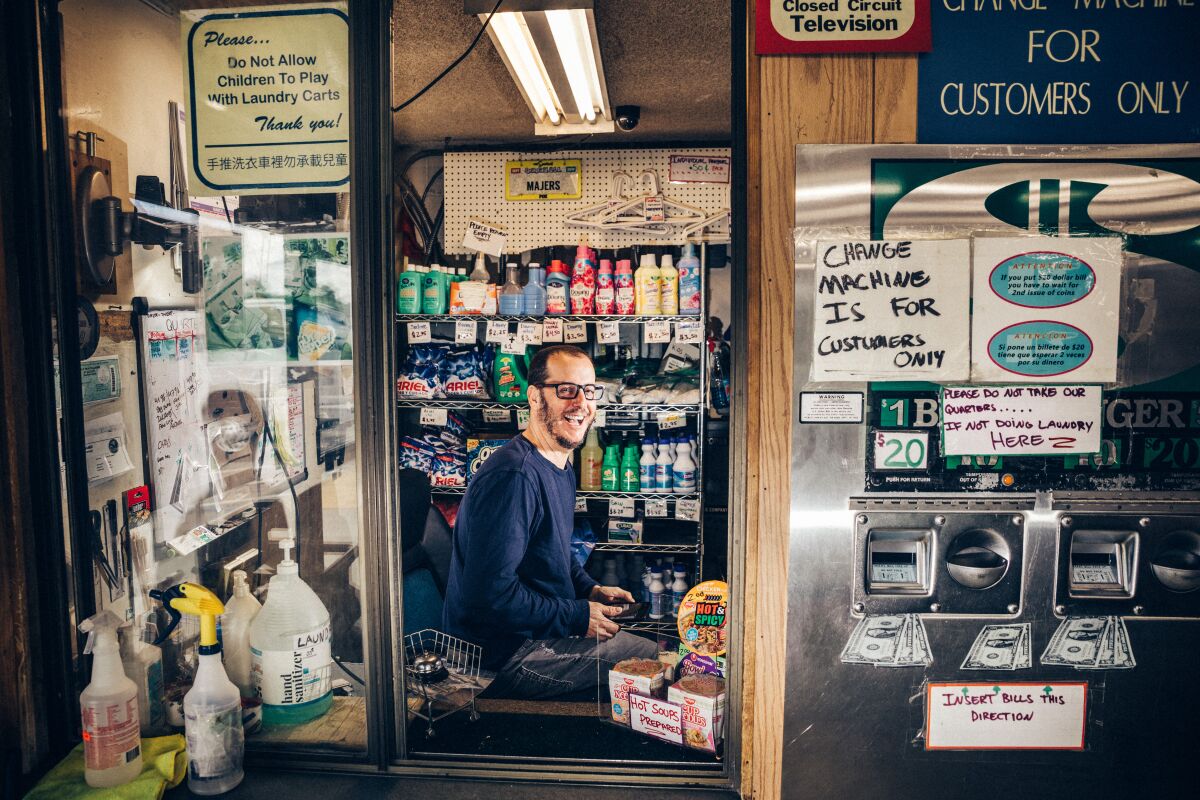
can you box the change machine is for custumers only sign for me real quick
[786,145,1200,798]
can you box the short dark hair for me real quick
[527,344,591,387]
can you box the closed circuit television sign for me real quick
[757,0,931,54]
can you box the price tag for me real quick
[517,321,543,345]
[676,320,702,343]
[462,217,507,257]
[407,322,431,343]
[645,498,668,518]
[575,496,589,513]
[501,333,525,355]
[609,497,636,519]
[598,321,620,344]
[593,410,607,427]
[486,320,509,343]
[645,319,671,343]
[542,318,564,342]
[516,408,530,430]
[644,194,665,223]
[564,321,587,343]
[873,430,929,470]
[482,408,511,424]
[657,412,687,430]
[675,498,701,521]
[419,407,448,426]
[455,320,477,344]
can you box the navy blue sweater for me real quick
[442,435,597,669]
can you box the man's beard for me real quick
[537,399,590,449]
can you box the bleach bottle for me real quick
[249,538,333,726]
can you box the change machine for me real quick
[785,145,1200,798]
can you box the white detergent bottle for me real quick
[79,610,142,788]
[672,440,697,494]
[221,570,262,699]
[654,437,673,494]
[639,437,658,492]
[648,566,667,620]
[119,617,166,736]
[671,564,689,618]
[658,253,679,315]
[250,538,333,726]
[634,253,661,315]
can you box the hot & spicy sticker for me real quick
[678,580,728,657]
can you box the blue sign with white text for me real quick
[918,0,1199,144]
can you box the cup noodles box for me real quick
[668,674,726,752]
[608,658,665,724]
[466,435,509,481]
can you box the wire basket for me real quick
[403,628,484,737]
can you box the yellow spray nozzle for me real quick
[149,582,225,651]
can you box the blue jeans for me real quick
[489,632,659,700]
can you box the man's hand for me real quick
[586,601,622,641]
[590,585,636,604]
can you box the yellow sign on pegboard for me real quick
[504,159,582,201]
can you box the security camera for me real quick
[614,105,640,132]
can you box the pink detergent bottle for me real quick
[569,243,596,314]
[614,258,635,315]
[595,259,615,314]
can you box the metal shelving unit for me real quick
[394,242,711,596]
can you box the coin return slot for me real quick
[1069,531,1138,598]
[866,530,931,595]
[1150,530,1200,594]
[946,529,1011,591]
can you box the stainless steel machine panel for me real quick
[784,145,1200,799]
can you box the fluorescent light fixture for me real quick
[468,1,613,134]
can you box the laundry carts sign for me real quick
[182,4,350,193]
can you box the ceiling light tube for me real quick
[488,11,561,125]
[545,9,596,122]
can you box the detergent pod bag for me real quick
[398,436,437,473]
[396,345,447,399]
[441,347,492,399]
[493,346,531,405]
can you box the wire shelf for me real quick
[396,314,698,324]
[396,399,701,414]
[578,491,701,501]
[592,542,700,554]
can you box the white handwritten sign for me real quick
[811,239,970,381]
[517,321,543,345]
[575,496,589,513]
[482,408,510,424]
[645,319,672,343]
[970,236,1122,384]
[675,498,701,521]
[500,333,525,355]
[669,155,730,185]
[183,7,349,194]
[462,218,506,257]
[598,321,620,344]
[542,318,563,342]
[629,693,683,745]
[516,408,530,430]
[645,498,668,518]
[925,682,1087,751]
[675,320,703,343]
[486,320,508,343]
[609,498,635,519]
[564,321,587,343]
[407,322,431,343]
[941,385,1101,456]
[455,320,476,344]
[420,407,448,427]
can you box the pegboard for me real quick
[444,147,731,254]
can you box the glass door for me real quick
[53,0,382,763]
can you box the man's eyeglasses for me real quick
[535,382,605,401]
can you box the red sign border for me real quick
[755,0,932,55]
[924,681,1089,752]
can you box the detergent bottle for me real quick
[151,583,244,795]
[79,610,142,788]
[221,570,261,699]
[677,243,702,315]
[249,539,333,726]
[634,253,661,315]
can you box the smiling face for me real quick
[528,351,597,452]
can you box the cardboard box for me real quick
[606,518,643,543]
[668,675,726,752]
[608,659,665,724]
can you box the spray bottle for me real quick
[79,610,142,788]
[221,571,262,699]
[151,583,244,795]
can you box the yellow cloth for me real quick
[25,734,187,800]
